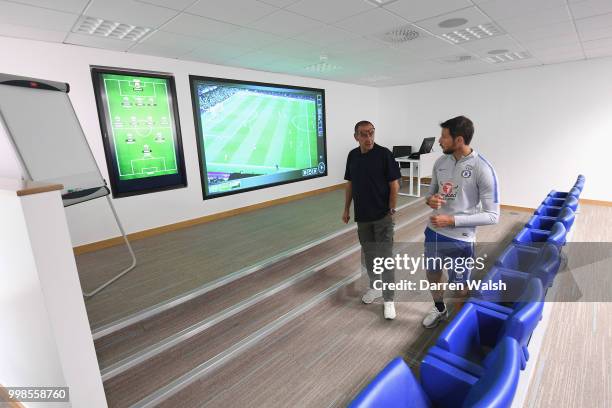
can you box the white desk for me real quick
[395,151,442,197]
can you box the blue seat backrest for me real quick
[547,222,566,246]
[462,337,521,408]
[563,195,579,211]
[500,278,544,345]
[348,357,430,408]
[556,206,575,230]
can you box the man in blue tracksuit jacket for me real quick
[422,115,500,328]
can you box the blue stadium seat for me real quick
[527,207,575,231]
[569,186,581,197]
[420,337,521,408]
[534,204,561,217]
[442,282,541,370]
[430,277,543,371]
[513,221,566,246]
[549,185,581,199]
[490,243,560,288]
[348,357,430,408]
[562,195,579,211]
[461,337,521,408]
[496,244,541,271]
[542,196,565,207]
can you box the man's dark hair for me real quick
[354,120,374,135]
[440,116,474,145]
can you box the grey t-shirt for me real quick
[427,149,500,242]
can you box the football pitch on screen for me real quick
[202,91,319,176]
[103,75,178,181]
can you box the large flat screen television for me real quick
[91,67,187,198]
[189,76,327,199]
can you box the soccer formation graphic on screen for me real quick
[191,78,327,198]
[102,74,179,181]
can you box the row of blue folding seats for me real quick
[349,337,521,408]
[349,176,585,408]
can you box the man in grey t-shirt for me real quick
[422,116,500,328]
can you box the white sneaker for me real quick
[422,305,449,328]
[384,302,396,320]
[362,288,382,304]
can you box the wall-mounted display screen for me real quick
[189,76,327,199]
[91,67,187,198]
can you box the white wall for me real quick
[378,58,612,208]
[0,36,379,246]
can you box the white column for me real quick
[0,180,107,407]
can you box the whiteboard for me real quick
[0,74,105,195]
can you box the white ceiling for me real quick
[1,0,612,86]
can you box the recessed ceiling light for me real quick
[438,18,468,29]
[73,16,151,41]
[441,23,503,44]
[484,51,532,63]
[304,55,341,73]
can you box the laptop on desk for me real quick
[409,137,435,159]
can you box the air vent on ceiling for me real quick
[381,26,420,44]
[441,23,503,44]
[484,51,532,63]
[73,16,151,41]
[436,54,475,64]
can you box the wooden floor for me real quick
[156,209,530,407]
[524,204,612,408]
[77,189,418,329]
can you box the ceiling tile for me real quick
[334,8,408,36]
[321,37,387,55]
[415,7,493,35]
[8,0,89,14]
[0,0,78,31]
[187,0,277,25]
[537,52,584,64]
[293,25,361,45]
[258,38,322,60]
[247,10,322,36]
[218,27,283,49]
[475,0,566,21]
[390,34,463,59]
[258,0,301,7]
[582,36,612,51]
[136,0,196,11]
[459,34,523,54]
[84,0,179,28]
[183,40,253,63]
[509,21,577,42]
[64,32,134,51]
[131,30,201,57]
[520,34,581,51]
[529,43,583,57]
[569,0,612,19]
[584,47,612,58]
[496,6,572,32]
[285,0,374,24]
[0,22,67,42]
[162,13,238,39]
[575,12,612,41]
[384,0,472,23]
